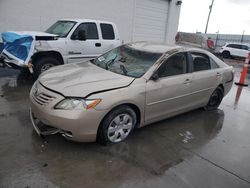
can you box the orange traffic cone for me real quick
[234,86,243,109]
[235,53,250,86]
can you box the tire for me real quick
[33,57,60,78]
[97,105,137,145]
[222,51,231,59]
[205,87,224,111]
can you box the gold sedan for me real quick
[30,42,234,144]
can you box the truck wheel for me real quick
[33,57,60,78]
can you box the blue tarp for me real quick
[2,32,35,65]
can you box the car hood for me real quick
[7,31,58,41]
[39,62,135,97]
[10,31,58,37]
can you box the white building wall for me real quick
[0,0,181,44]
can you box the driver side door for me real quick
[66,22,103,63]
[145,52,193,123]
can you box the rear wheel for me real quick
[33,57,60,78]
[205,87,224,111]
[97,106,137,145]
[222,51,231,59]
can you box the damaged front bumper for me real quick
[0,54,34,73]
[30,109,73,138]
[0,54,24,69]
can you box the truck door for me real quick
[66,22,103,63]
[99,23,120,53]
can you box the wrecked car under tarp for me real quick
[0,31,58,71]
[1,31,35,67]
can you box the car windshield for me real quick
[46,21,76,37]
[92,45,162,78]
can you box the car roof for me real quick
[126,42,208,54]
[59,18,114,25]
[225,42,250,46]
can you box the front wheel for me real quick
[33,57,60,78]
[205,87,224,111]
[97,106,137,145]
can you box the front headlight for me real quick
[54,98,101,110]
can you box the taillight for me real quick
[207,39,214,49]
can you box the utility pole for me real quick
[205,0,215,34]
[241,30,245,43]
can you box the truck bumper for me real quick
[0,55,34,73]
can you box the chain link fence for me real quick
[202,33,250,52]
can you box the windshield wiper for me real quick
[105,55,117,70]
[120,64,128,75]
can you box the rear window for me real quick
[100,23,115,40]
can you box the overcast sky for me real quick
[178,0,250,35]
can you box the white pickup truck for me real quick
[0,19,121,77]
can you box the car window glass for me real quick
[227,44,244,49]
[191,52,211,72]
[72,23,98,40]
[241,45,249,50]
[100,23,115,40]
[158,53,187,78]
[210,58,219,69]
[236,45,242,49]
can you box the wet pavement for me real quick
[0,63,250,188]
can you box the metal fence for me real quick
[202,33,250,49]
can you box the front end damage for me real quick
[30,110,73,139]
[0,31,58,73]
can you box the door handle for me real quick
[216,72,221,77]
[95,43,101,47]
[184,79,192,84]
[68,51,82,55]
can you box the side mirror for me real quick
[78,30,86,41]
[150,72,159,81]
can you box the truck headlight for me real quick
[55,98,101,110]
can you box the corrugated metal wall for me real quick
[0,0,181,44]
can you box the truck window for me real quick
[72,23,99,40]
[100,23,115,40]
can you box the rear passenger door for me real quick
[239,45,249,58]
[228,44,243,57]
[189,51,222,107]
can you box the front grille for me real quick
[32,83,56,106]
[32,92,56,105]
